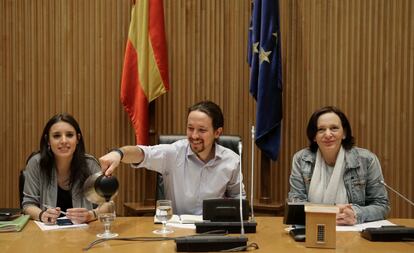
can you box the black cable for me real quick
[220,242,259,252]
[83,231,230,251]
[83,236,175,251]
[83,228,262,252]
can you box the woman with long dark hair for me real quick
[22,113,100,224]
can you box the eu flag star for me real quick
[273,32,278,43]
[259,47,271,63]
[253,42,259,54]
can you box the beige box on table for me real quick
[305,204,339,249]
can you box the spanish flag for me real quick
[121,0,170,145]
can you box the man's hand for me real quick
[336,204,357,225]
[99,151,122,176]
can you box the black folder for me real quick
[0,208,21,221]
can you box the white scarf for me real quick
[308,146,348,204]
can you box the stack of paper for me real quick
[154,214,203,224]
[0,215,30,232]
[34,217,88,231]
[336,219,395,232]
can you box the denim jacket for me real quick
[288,147,390,224]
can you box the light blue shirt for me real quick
[133,139,246,215]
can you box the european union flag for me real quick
[248,0,283,161]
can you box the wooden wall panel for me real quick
[158,0,414,218]
[1,0,413,219]
[0,0,141,214]
[278,0,414,218]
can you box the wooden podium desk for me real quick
[1,217,413,253]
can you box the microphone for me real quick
[238,141,245,235]
[380,180,414,207]
[361,181,414,241]
[250,126,255,221]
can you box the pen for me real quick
[42,204,67,215]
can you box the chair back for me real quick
[19,170,25,209]
[19,151,39,208]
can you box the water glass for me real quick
[97,200,118,238]
[153,200,173,235]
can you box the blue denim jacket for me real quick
[288,147,390,224]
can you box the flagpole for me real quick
[250,125,255,221]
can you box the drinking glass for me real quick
[97,200,118,238]
[153,199,174,235]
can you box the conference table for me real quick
[1,217,413,253]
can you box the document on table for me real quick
[166,223,196,230]
[154,214,203,224]
[34,217,88,231]
[336,219,395,232]
[154,214,202,230]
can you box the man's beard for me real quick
[190,142,205,154]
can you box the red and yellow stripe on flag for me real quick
[121,0,170,144]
